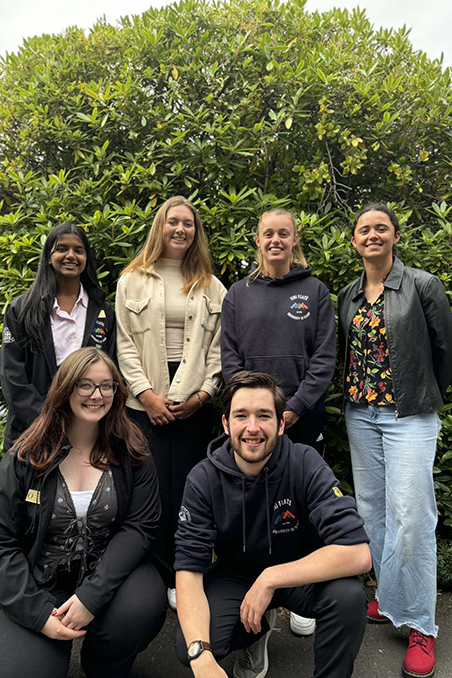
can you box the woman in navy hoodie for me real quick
[221,208,336,452]
[221,208,336,636]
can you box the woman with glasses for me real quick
[0,222,116,451]
[0,347,166,678]
[116,196,226,610]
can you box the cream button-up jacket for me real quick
[116,268,227,410]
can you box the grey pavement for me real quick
[68,589,452,678]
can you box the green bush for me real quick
[0,0,451,535]
[438,539,452,591]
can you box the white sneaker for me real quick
[233,608,277,678]
[167,587,177,611]
[289,612,315,636]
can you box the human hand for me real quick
[56,595,94,630]
[240,574,274,634]
[139,389,175,426]
[190,650,227,678]
[284,410,299,429]
[40,608,87,640]
[169,391,209,420]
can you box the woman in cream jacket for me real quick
[116,196,226,609]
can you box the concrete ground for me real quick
[68,589,452,678]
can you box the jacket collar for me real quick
[352,256,404,300]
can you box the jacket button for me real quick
[182,359,186,363]
[186,337,190,342]
[175,378,181,383]
[188,315,193,320]
[190,295,194,300]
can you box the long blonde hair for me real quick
[248,209,307,284]
[122,196,213,293]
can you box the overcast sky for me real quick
[0,0,451,68]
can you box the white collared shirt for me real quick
[51,284,89,366]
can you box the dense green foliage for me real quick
[0,0,451,534]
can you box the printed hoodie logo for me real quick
[287,294,310,321]
[272,498,299,535]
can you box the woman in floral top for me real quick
[338,203,452,678]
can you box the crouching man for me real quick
[174,371,371,678]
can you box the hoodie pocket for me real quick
[244,355,305,397]
[201,295,221,333]
[124,298,151,334]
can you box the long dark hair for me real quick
[15,348,148,473]
[17,222,101,352]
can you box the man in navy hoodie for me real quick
[175,372,371,678]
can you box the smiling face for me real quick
[255,214,297,277]
[161,204,196,259]
[222,387,285,477]
[352,210,400,264]
[69,360,114,427]
[49,233,87,281]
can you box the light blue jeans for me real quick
[345,402,441,637]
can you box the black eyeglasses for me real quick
[75,380,118,397]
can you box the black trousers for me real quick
[128,399,215,575]
[0,560,167,678]
[175,562,367,678]
[285,407,326,456]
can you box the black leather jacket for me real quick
[338,257,452,418]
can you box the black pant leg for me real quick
[128,405,214,570]
[175,564,272,667]
[282,576,367,678]
[285,407,326,455]
[0,610,72,678]
[81,561,167,678]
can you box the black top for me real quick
[0,436,160,633]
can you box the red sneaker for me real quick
[402,630,435,678]
[366,600,389,624]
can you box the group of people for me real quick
[0,196,450,678]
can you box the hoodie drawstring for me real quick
[264,467,272,555]
[241,476,246,552]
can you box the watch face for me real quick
[188,641,201,658]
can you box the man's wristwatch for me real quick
[187,640,212,662]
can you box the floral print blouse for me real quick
[345,294,395,406]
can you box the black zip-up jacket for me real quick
[0,289,116,449]
[221,267,336,417]
[338,256,452,417]
[175,434,368,576]
[0,436,160,633]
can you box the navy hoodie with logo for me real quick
[221,266,336,417]
[175,434,368,577]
